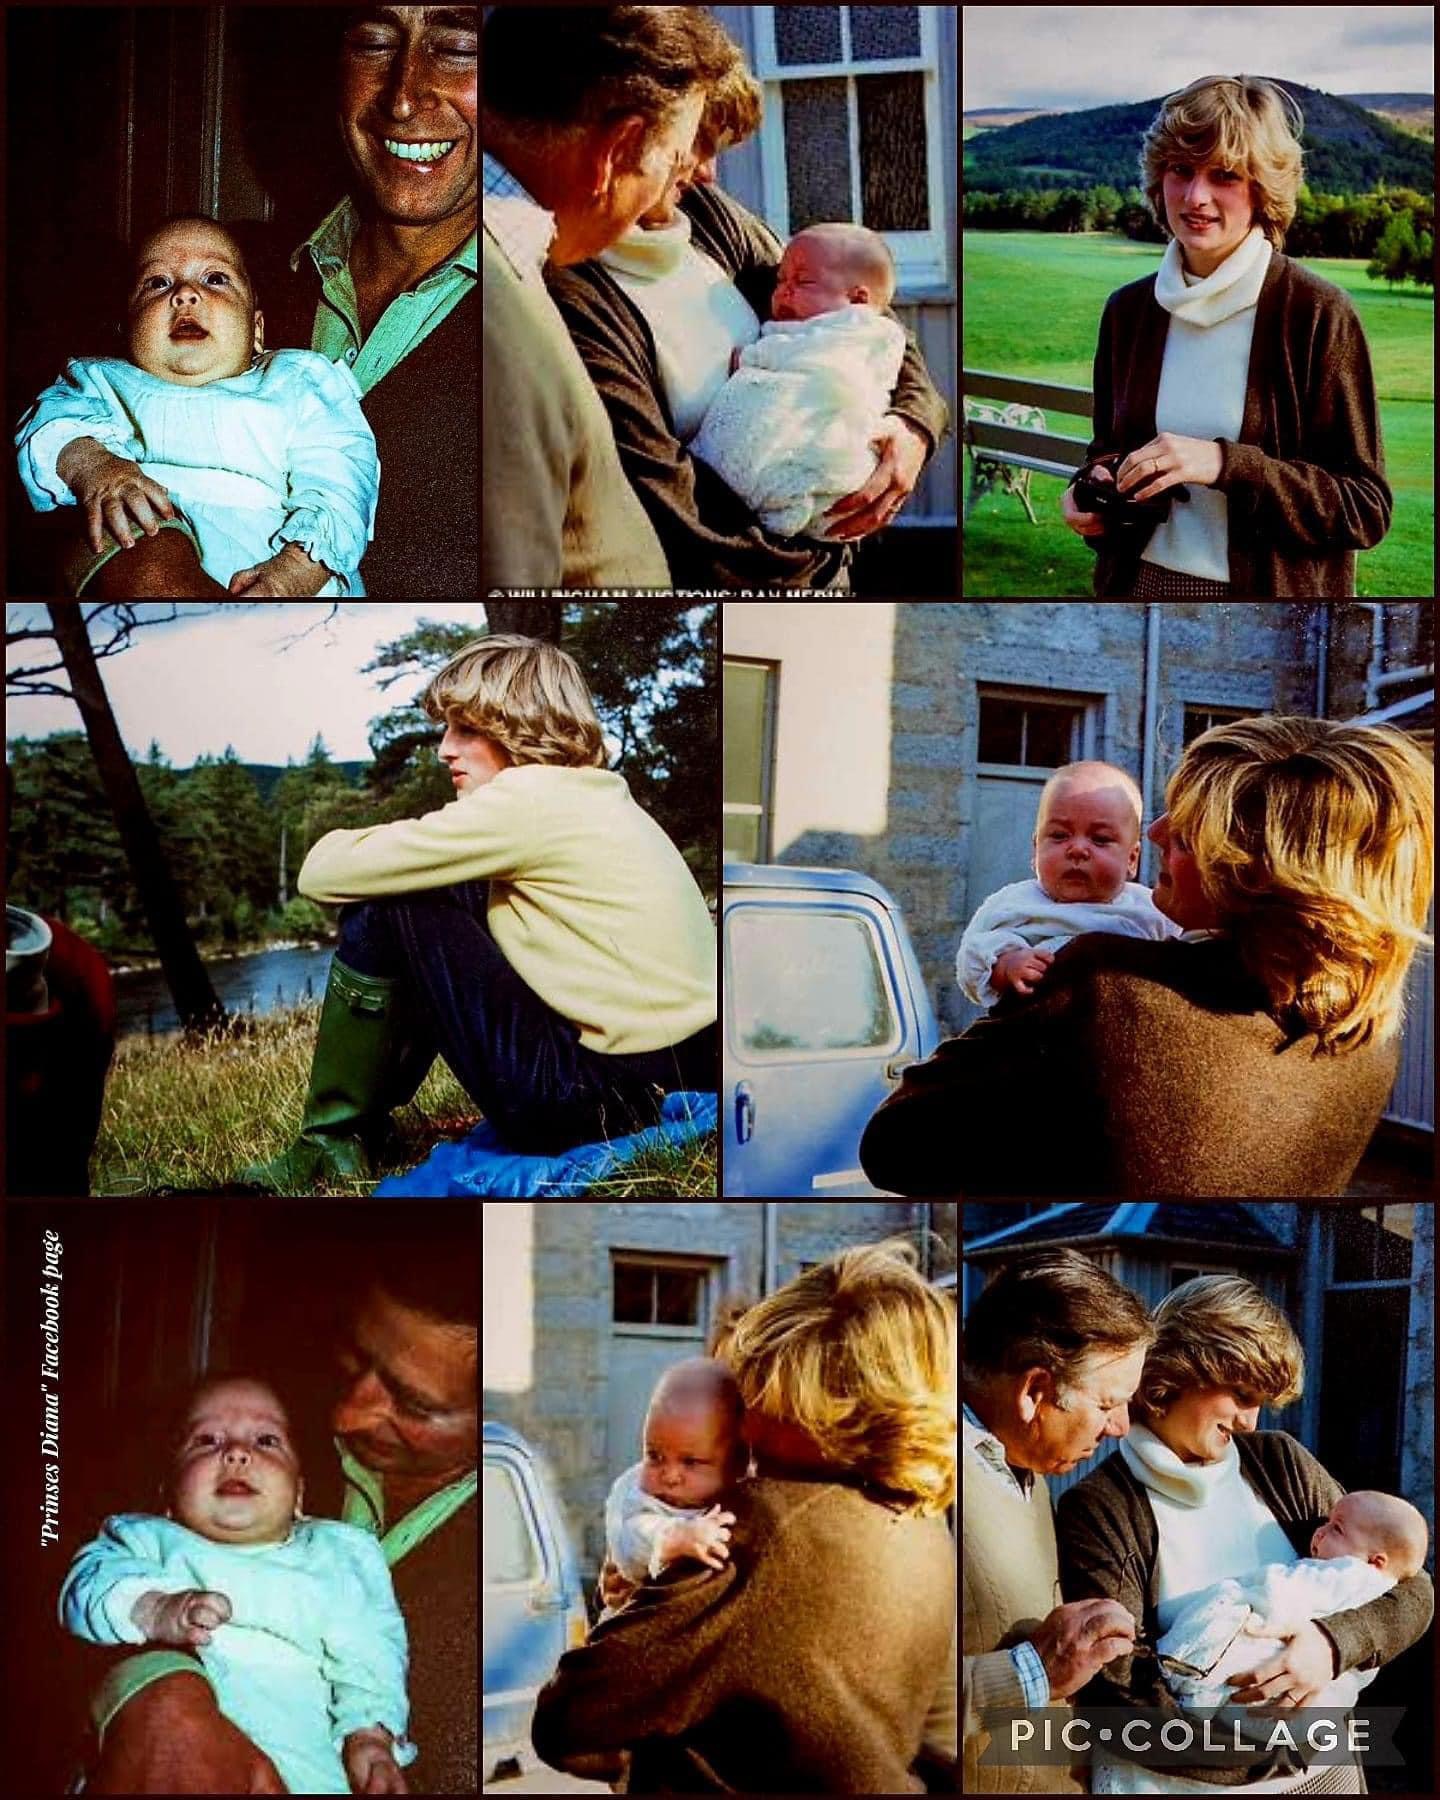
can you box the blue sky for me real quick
[962,5,1434,113]
[5,603,486,766]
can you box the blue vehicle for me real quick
[482,1420,588,1782]
[723,863,939,1196]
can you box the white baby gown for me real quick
[16,350,379,596]
[689,305,906,538]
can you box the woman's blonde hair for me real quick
[700,60,762,153]
[1140,75,1305,249]
[1167,714,1434,1053]
[1132,1275,1303,1422]
[723,1239,956,1515]
[420,635,607,769]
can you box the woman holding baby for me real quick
[1056,1275,1433,1794]
[862,714,1434,1198]
[532,1241,957,1792]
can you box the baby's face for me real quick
[1034,780,1140,904]
[127,222,262,386]
[639,1401,739,1508]
[170,1377,301,1545]
[1310,1495,1384,1564]
[772,237,856,322]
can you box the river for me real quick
[113,943,338,1037]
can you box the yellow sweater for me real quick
[298,766,715,1056]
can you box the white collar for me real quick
[1119,1420,1239,1507]
[599,212,695,282]
[1153,224,1271,327]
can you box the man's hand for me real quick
[822,413,928,540]
[228,543,334,596]
[130,1587,233,1648]
[1225,1619,1337,1710]
[991,946,1054,997]
[661,1504,736,1572]
[1029,1598,1136,1701]
[343,1727,408,1794]
[86,1670,286,1794]
[55,436,178,555]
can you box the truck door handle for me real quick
[735,1081,755,1143]
[884,1056,917,1084]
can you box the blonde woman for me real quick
[1061,75,1391,597]
[242,635,715,1187]
[862,713,1434,1196]
[1056,1276,1433,1795]
[534,1240,957,1792]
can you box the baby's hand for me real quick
[228,542,333,596]
[343,1727,408,1794]
[55,436,178,555]
[130,1586,233,1647]
[663,1504,735,1572]
[991,946,1054,997]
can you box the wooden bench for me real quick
[963,369,1094,524]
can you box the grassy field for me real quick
[963,230,1435,596]
[92,1007,717,1197]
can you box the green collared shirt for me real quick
[291,196,478,397]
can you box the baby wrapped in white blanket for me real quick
[689,223,906,539]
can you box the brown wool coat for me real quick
[1055,1430,1435,1786]
[390,1491,477,1795]
[1081,248,1391,597]
[531,1473,956,1794]
[858,933,1399,1198]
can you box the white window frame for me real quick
[722,658,777,865]
[753,5,947,294]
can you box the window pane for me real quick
[724,663,769,806]
[977,697,1023,764]
[613,1264,653,1322]
[783,78,852,231]
[774,4,842,65]
[482,1464,539,1582]
[858,73,929,231]
[655,1269,700,1325]
[850,5,920,59]
[731,909,897,1054]
[1024,704,1077,768]
[1318,1287,1405,1492]
[1331,1208,1378,1283]
[724,812,762,862]
[1376,1205,1413,1279]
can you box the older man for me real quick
[482,5,738,592]
[70,5,480,600]
[964,1247,1154,1794]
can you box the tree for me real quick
[484,600,562,642]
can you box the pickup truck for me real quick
[722,862,939,1196]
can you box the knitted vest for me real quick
[389,1492,477,1795]
[963,1456,1081,1795]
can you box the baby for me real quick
[957,759,1180,1010]
[1153,1490,1429,1714]
[15,213,378,597]
[60,1374,414,1795]
[689,223,907,539]
[597,1357,747,1620]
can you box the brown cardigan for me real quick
[531,1472,955,1793]
[1055,1429,1434,1786]
[1077,248,1391,597]
[858,932,1399,1197]
[545,181,951,592]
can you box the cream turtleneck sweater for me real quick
[1141,224,1272,582]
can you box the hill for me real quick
[1342,93,1435,139]
[965,79,1435,195]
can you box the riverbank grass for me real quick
[93,1005,717,1196]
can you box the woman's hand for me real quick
[1061,463,1111,537]
[1225,1619,1337,1710]
[822,414,928,540]
[56,437,178,555]
[1115,432,1223,503]
[228,543,333,596]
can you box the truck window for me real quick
[484,1461,541,1585]
[730,908,899,1056]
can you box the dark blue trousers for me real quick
[337,882,715,1154]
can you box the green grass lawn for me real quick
[963,231,1434,596]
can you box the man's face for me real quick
[1014,1344,1146,1476]
[127,222,262,386]
[333,1283,477,1483]
[550,88,706,266]
[1033,779,1140,905]
[339,6,478,231]
[170,1378,301,1545]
